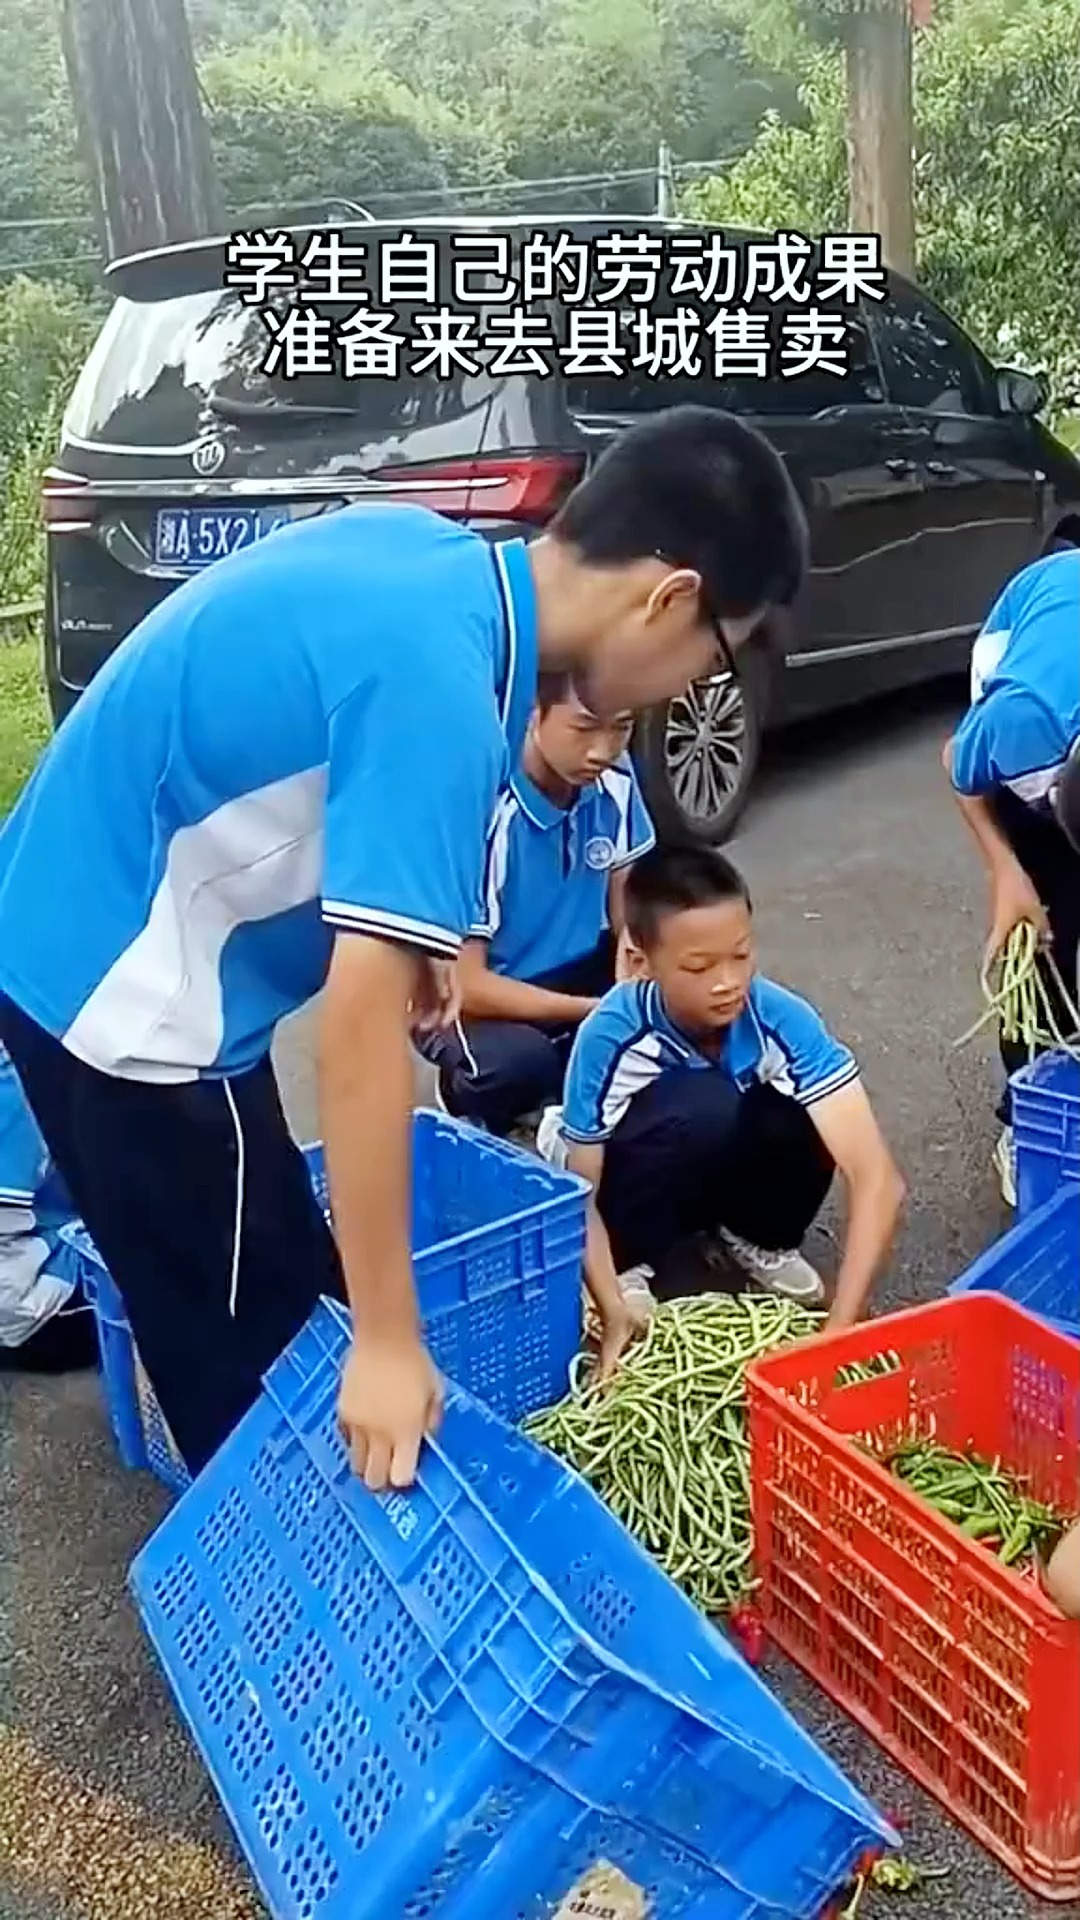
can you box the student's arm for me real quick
[607,867,630,937]
[457,938,599,1026]
[1046,1518,1080,1620]
[560,999,652,1372]
[942,735,1047,958]
[565,1141,651,1375]
[320,934,443,1488]
[320,661,504,1489]
[806,1081,906,1330]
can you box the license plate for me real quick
[153,506,290,571]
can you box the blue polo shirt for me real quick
[474,756,654,981]
[0,1044,79,1347]
[560,976,859,1144]
[0,506,536,1082]
[952,551,1080,808]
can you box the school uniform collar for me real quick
[645,979,753,1064]
[509,767,580,830]
[490,539,539,767]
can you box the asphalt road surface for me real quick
[3,680,1076,1920]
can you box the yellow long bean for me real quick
[954,920,1080,1058]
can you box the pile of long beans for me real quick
[955,920,1080,1058]
[883,1440,1075,1574]
[525,1293,822,1615]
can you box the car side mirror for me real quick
[996,365,1048,417]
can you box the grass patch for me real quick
[0,633,49,817]
[1055,411,1080,453]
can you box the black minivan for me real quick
[43,215,1080,841]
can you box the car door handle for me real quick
[925,460,958,477]
[884,457,917,477]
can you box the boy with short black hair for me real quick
[539,845,905,1363]
[425,684,654,1135]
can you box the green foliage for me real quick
[687,0,1080,409]
[202,28,508,214]
[0,636,49,818]
[0,0,92,273]
[0,277,99,611]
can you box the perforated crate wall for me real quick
[748,1293,1080,1901]
[132,1299,893,1920]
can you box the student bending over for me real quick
[425,687,654,1136]
[540,846,905,1361]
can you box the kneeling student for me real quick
[1,1042,95,1374]
[426,686,654,1135]
[540,846,905,1344]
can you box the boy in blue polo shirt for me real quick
[946,549,1080,1202]
[540,845,904,1347]
[425,684,654,1135]
[0,1043,93,1373]
[0,406,809,1490]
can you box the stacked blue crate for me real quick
[948,1181,1079,1341]
[1011,1052,1080,1214]
[131,1299,895,1920]
[62,1111,588,1490]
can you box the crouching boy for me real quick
[423,686,654,1135]
[1,1042,94,1373]
[540,846,905,1362]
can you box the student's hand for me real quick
[408,956,462,1037]
[337,1332,444,1490]
[824,1301,861,1335]
[986,863,1048,965]
[596,1291,653,1379]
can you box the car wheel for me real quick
[635,652,763,847]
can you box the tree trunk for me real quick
[59,0,224,265]
[845,4,915,277]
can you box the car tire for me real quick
[634,647,765,848]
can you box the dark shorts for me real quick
[0,994,343,1473]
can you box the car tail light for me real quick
[377,453,584,523]
[42,475,98,534]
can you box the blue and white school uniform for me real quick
[428,758,654,1132]
[0,503,537,1464]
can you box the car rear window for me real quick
[62,285,469,453]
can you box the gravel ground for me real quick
[2,679,1077,1920]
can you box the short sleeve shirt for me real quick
[0,506,537,1081]
[560,976,859,1144]
[952,551,1080,808]
[474,756,654,981]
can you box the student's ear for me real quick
[616,928,647,984]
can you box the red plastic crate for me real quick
[747,1295,1080,1901]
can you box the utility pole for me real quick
[59,0,224,265]
[655,142,676,218]
[843,0,915,276]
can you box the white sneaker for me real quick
[719,1229,825,1303]
[993,1126,1017,1209]
[536,1105,569,1169]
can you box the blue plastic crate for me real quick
[131,1298,894,1920]
[948,1181,1079,1341]
[60,1111,586,1491]
[1012,1050,1080,1214]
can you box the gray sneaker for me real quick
[719,1229,825,1303]
[992,1126,1017,1209]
